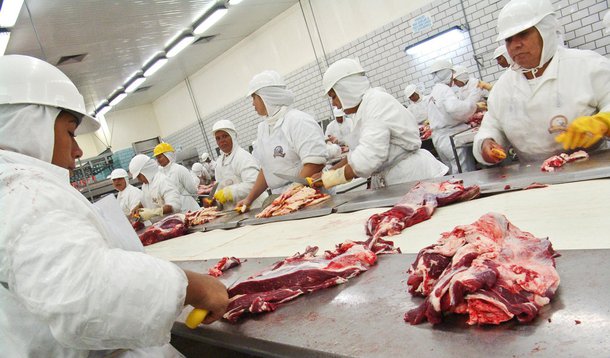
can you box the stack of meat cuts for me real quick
[541,150,589,172]
[223,244,377,322]
[138,214,187,246]
[256,184,330,218]
[419,123,432,140]
[467,111,485,127]
[405,213,560,325]
[208,257,243,277]
[185,206,225,226]
[366,180,480,240]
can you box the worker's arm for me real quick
[236,170,269,212]
[183,270,229,324]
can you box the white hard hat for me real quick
[322,58,365,95]
[129,154,150,179]
[0,55,100,135]
[496,0,555,41]
[493,45,507,59]
[247,70,286,96]
[427,59,453,74]
[332,107,345,118]
[108,168,129,179]
[404,84,417,98]
[212,119,236,134]
[191,162,204,175]
[200,152,210,161]
[453,65,468,77]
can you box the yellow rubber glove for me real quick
[555,113,610,150]
[213,188,233,204]
[139,207,163,221]
[321,166,349,189]
[478,81,492,91]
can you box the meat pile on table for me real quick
[541,150,589,172]
[256,184,330,218]
[405,212,560,325]
[138,214,187,246]
[185,206,225,226]
[208,257,243,277]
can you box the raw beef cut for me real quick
[208,257,244,277]
[419,123,432,140]
[405,213,560,326]
[138,214,187,246]
[366,180,480,240]
[224,245,377,322]
[185,206,225,226]
[256,184,330,218]
[541,150,589,172]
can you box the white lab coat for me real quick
[254,107,327,194]
[141,171,182,213]
[0,150,187,357]
[455,77,486,102]
[116,184,143,215]
[428,82,478,174]
[406,95,430,124]
[216,146,267,209]
[473,47,610,164]
[161,162,199,212]
[324,117,354,145]
[348,87,448,188]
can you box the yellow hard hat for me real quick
[153,142,174,157]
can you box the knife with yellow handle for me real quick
[185,308,208,329]
[491,148,507,160]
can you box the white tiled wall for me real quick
[164,0,609,160]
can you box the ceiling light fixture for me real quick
[0,31,10,56]
[109,92,128,107]
[143,55,168,77]
[166,34,195,58]
[193,7,228,35]
[228,0,243,5]
[125,76,147,93]
[0,0,24,28]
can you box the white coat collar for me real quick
[0,150,70,182]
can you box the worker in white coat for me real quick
[314,58,448,189]
[473,0,610,165]
[0,55,228,357]
[427,59,479,174]
[325,107,353,146]
[211,119,267,210]
[236,70,327,210]
[129,154,182,221]
[492,45,513,69]
[191,162,211,186]
[109,168,142,215]
[404,84,429,124]
[200,152,216,179]
[154,142,200,212]
[452,65,491,102]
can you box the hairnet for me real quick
[191,162,204,176]
[512,14,558,74]
[432,69,453,85]
[453,65,470,83]
[332,74,371,110]
[0,104,60,163]
[333,107,345,118]
[164,151,176,163]
[140,158,159,182]
[256,86,294,117]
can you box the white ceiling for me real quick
[5,0,298,113]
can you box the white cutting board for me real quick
[146,179,610,261]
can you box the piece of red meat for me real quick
[405,213,560,326]
[137,214,187,246]
[223,245,377,322]
[208,257,243,277]
[366,180,480,240]
[541,150,589,172]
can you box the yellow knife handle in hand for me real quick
[185,308,208,329]
[491,148,506,160]
[306,177,323,188]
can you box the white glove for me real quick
[321,166,349,189]
[139,207,163,221]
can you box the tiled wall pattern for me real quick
[163,0,609,161]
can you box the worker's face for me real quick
[505,27,543,69]
[453,79,466,88]
[496,55,510,68]
[51,111,83,174]
[409,93,420,102]
[336,116,344,124]
[156,153,169,167]
[215,130,233,154]
[252,94,268,116]
[112,177,127,191]
[328,89,342,110]
[137,173,148,185]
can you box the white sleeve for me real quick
[286,111,327,165]
[225,149,260,202]
[126,186,143,213]
[348,106,391,178]
[160,180,182,212]
[5,177,186,349]
[178,166,198,195]
[440,87,477,123]
[472,90,510,165]
[325,121,337,138]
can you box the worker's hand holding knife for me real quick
[481,138,506,164]
[183,270,229,328]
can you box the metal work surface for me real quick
[335,149,610,212]
[172,250,610,357]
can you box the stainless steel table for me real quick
[172,250,610,357]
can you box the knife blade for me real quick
[273,172,321,187]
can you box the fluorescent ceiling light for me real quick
[143,57,168,77]
[125,76,147,93]
[109,92,128,107]
[405,27,466,57]
[0,32,10,56]
[0,0,24,27]
[193,8,228,35]
[229,0,243,5]
[166,35,195,58]
[97,105,112,116]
